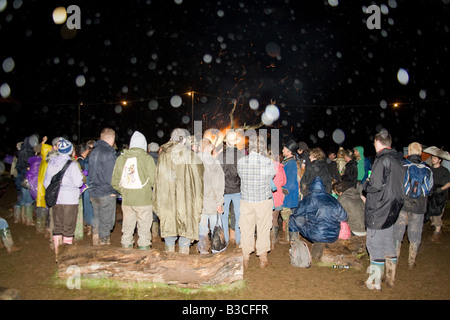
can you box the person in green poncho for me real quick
[353,146,372,193]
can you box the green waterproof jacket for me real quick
[153,140,204,241]
[111,147,156,206]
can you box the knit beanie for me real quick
[58,139,73,155]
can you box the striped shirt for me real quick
[237,152,276,203]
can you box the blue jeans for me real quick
[82,189,93,226]
[90,195,116,241]
[19,187,33,206]
[222,193,241,244]
[199,213,219,237]
[164,236,190,247]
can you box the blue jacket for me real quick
[289,176,348,243]
[282,157,299,208]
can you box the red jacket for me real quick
[272,161,287,208]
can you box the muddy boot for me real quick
[151,221,161,243]
[165,245,175,252]
[138,245,151,250]
[1,228,21,253]
[385,257,397,288]
[259,252,268,269]
[179,245,190,255]
[430,231,440,242]
[366,260,384,290]
[394,240,402,260]
[271,226,279,250]
[229,228,236,245]
[311,242,324,261]
[85,225,92,236]
[92,229,100,246]
[197,235,210,254]
[20,206,26,224]
[13,205,21,224]
[53,235,62,260]
[35,216,45,234]
[408,243,419,270]
[63,236,73,245]
[24,206,35,226]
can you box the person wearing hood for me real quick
[112,131,157,250]
[44,139,84,255]
[16,134,39,226]
[34,136,53,234]
[289,176,348,244]
[362,130,405,290]
[153,128,204,254]
[353,146,372,192]
[300,147,332,196]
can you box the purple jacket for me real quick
[44,154,83,205]
[26,155,42,200]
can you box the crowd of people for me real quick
[2,127,450,292]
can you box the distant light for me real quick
[52,7,67,25]
[121,100,127,105]
[394,103,399,107]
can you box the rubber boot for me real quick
[165,245,175,252]
[151,221,161,243]
[394,240,401,260]
[289,231,300,244]
[366,260,384,290]
[13,205,21,224]
[408,243,419,270]
[35,216,45,234]
[63,236,73,245]
[138,245,151,250]
[229,228,236,245]
[24,205,35,226]
[179,245,190,255]
[1,228,21,253]
[271,226,279,250]
[197,235,210,254]
[243,253,250,269]
[385,257,397,288]
[20,206,26,224]
[92,229,100,246]
[53,235,62,258]
[259,252,268,269]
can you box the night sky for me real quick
[0,0,449,157]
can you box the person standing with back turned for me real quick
[362,130,405,290]
[89,128,119,246]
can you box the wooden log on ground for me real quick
[312,236,367,269]
[57,245,243,288]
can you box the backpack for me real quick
[119,157,149,190]
[290,240,312,268]
[403,161,433,199]
[45,160,72,207]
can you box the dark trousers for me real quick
[52,204,78,237]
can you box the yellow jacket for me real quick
[36,144,52,208]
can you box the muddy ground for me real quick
[0,180,449,300]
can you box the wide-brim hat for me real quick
[225,131,242,145]
[283,139,299,153]
[423,146,450,161]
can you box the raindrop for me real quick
[265,42,281,58]
[380,99,387,109]
[182,115,190,124]
[0,0,7,12]
[318,130,325,139]
[148,100,158,110]
[174,0,182,4]
[0,83,11,98]
[328,0,339,7]
[52,7,67,24]
[114,105,122,113]
[170,95,182,108]
[249,98,259,110]
[0,115,5,124]
[2,57,15,73]
[397,68,409,85]
[75,75,86,87]
[203,54,212,64]
[332,129,345,144]
[157,130,164,138]
[261,112,274,126]
[419,89,426,100]
[264,104,280,122]
[217,10,224,17]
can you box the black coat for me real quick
[300,159,332,196]
[363,148,405,230]
[341,160,358,189]
[220,147,245,194]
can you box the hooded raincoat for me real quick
[36,144,52,208]
[289,176,348,243]
[153,140,204,241]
